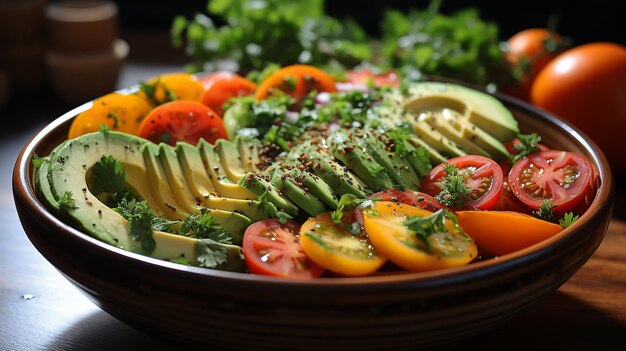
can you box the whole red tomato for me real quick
[502,28,565,101]
[530,42,626,174]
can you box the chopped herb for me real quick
[403,209,458,246]
[163,87,178,102]
[32,153,46,170]
[59,191,78,212]
[90,155,126,197]
[99,124,111,135]
[196,239,228,268]
[331,193,367,224]
[559,212,579,228]
[139,79,159,100]
[534,199,557,222]
[511,133,542,164]
[114,197,157,253]
[435,164,471,208]
[170,257,192,266]
[180,211,231,243]
[107,111,120,128]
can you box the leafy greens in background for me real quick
[171,0,514,88]
[171,0,371,73]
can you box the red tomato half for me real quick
[200,73,256,116]
[508,150,592,213]
[420,155,504,210]
[242,219,325,279]
[345,69,400,88]
[137,101,227,146]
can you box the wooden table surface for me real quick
[1,62,625,351]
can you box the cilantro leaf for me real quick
[114,198,157,254]
[534,199,557,222]
[59,191,78,212]
[511,133,542,164]
[32,153,47,170]
[196,239,229,268]
[403,209,453,247]
[435,164,471,209]
[90,155,126,197]
[180,211,231,243]
[559,212,579,228]
[331,193,368,224]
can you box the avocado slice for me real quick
[327,130,394,191]
[308,149,370,198]
[236,135,262,173]
[197,139,257,200]
[358,131,422,190]
[176,141,218,199]
[399,82,516,161]
[142,143,191,220]
[239,172,299,217]
[215,139,247,182]
[401,82,519,142]
[159,143,268,222]
[267,168,329,216]
[46,131,154,252]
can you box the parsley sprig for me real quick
[403,209,462,247]
[511,133,542,164]
[435,164,471,209]
[534,199,557,222]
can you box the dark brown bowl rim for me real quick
[13,87,615,289]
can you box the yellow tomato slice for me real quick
[455,210,563,256]
[139,73,204,105]
[68,93,152,139]
[300,212,386,277]
[362,202,478,272]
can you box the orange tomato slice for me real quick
[455,210,563,256]
[362,202,477,272]
[300,212,386,277]
[200,74,256,116]
[255,64,337,101]
[68,93,151,139]
[138,73,204,105]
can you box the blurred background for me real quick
[0,0,623,114]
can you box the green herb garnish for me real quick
[180,211,231,243]
[435,164,471,208]
[559,212,579,228]
[59,191,78,212]
[511,133,541,164]
[114,197,156,254]
[534,199,557,222]
[196,239,229,268]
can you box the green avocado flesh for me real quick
[35,81,517,271]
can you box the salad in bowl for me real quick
[32,64,597,279]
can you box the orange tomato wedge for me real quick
[68,93,151,139]
[255,64,337,101]
[200,74,256,116]
[138,73,204,105]
[455,211,563,256]
[300,212,386,277]
[362,202,477,272]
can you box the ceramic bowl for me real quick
[12,89,614,350]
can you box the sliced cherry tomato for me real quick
[345,69,400,88]
[300,212,386,277]
[138,73,204,105]
[255,64,337,102]
[68,93,152,139]
[508,150,593,213]
[137,100,227,146]
[242,219,324,279]
[494,180,534,215]
[420,155,504,210]
[200,74,256,116]
[362,201,477,272]
[456,210,563,256]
